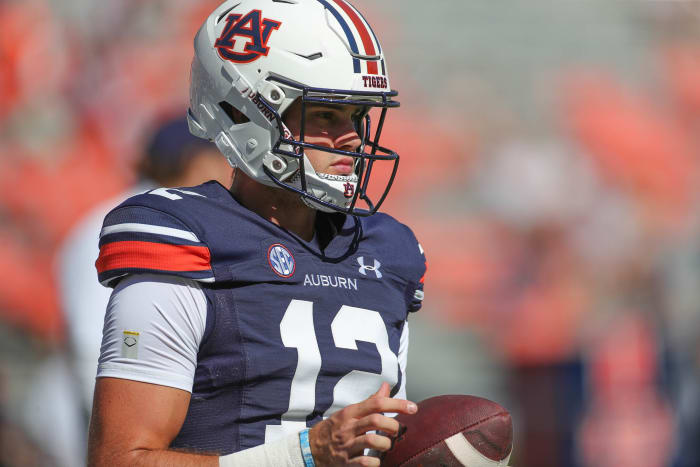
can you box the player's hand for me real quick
[308,382,417,467]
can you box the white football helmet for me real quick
[188,0,399,215]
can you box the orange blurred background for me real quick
[1,1,700,466]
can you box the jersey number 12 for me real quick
[264,299,399,442]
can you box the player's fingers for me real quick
[353,413,400,436]
[347,456,381,467]
[371,382,391,399]
[349,432,393,453]
[349,394,417,419]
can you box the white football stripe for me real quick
[100,223,201,243]
[444,432,511,467]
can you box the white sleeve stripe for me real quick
[100,223,201,242]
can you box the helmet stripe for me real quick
[316,0,361,73]
[337,0,382,55]
[330,0,379,74]
[365,13,382,55]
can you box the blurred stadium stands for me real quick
[1,0,699,465]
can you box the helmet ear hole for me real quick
[259,82,286,105]
[219,101,250,124]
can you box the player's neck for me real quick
[229,170,316,242]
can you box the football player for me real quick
[88,1,426,466]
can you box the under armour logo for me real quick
[357,257,382,278]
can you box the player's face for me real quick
[283,99,363,176]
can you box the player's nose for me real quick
[334,128,362,153]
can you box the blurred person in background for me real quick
[0,370,56,466]
[468,141,596,467]
[577,313,674,467]
[20,115,231,467]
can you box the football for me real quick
[381,395,513,467]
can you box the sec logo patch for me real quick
[268,243,295,278]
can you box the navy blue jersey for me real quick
[96,181,426,455]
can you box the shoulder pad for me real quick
[363,213,426,312]
[95,185,218,287]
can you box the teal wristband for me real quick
[299,429,315,467]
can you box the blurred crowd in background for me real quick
[1,0,699,466]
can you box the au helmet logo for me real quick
[357,257,382,279]
[343,182,355,198]
[215,10,282,63]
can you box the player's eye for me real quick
[312,110,336,121]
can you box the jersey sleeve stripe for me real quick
[98,232,203,248]
[96,241,212,274]
[100,223,201,243]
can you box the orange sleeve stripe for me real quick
[96,241,211,273]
